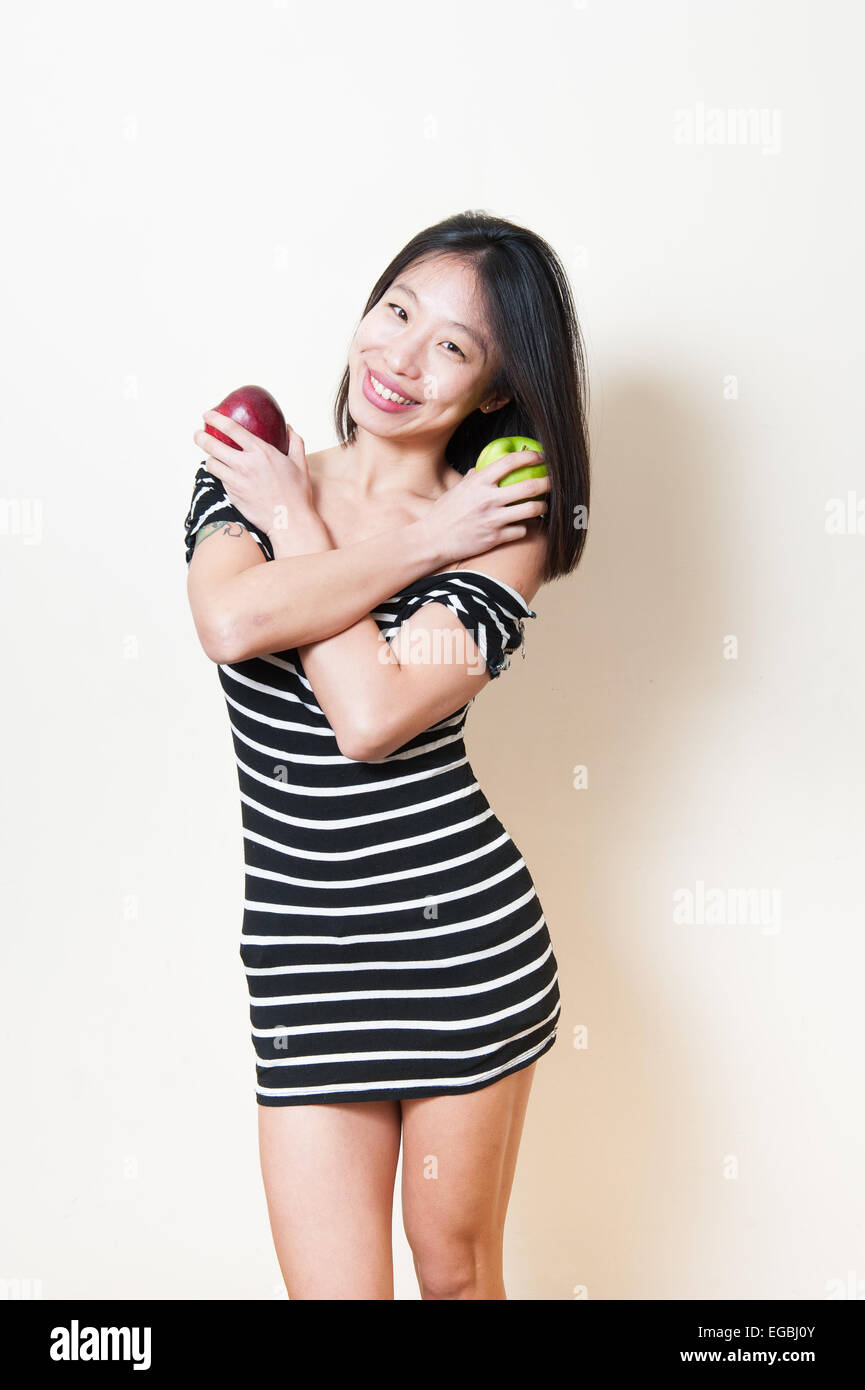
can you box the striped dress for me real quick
[184,464,561,1105]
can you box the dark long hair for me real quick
[333,209,590,581]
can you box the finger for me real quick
[201,408,252,447]
[498,523,528,542]
[202,456,229,482]
[194,427,242,469]
[286,427,307,469]
[201,458,241,501]
[498,498,547,523]
[501,473,551,500]
[480,450,546,482]
[201,456,243,509]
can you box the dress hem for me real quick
[253,1029,558,1107]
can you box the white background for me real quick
[1,0,863,1300]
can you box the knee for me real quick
[405,1229,501,1301]
[414,1249,476,1301]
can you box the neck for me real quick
[336,423,459,501]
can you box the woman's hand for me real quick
[192,410,324,551]
[422,449,550,566]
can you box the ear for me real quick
[481,396,511,414]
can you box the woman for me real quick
[184,210,590,1299]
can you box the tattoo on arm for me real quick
[193,519,247,550]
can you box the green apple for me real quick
[475,436,547,501]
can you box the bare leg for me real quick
[400,1063,536,1300]
[258,1099,402,1299]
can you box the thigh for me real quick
[400,1064,537,1246]
[258,1099,402,1299]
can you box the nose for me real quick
[382,326,424,384]
[382,347,422,387]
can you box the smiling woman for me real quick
[334,209,591,581]
[184,208,591,1299]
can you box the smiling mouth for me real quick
[367,369,420,406]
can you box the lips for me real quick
[367,366,419,404]
[361,366,421,413]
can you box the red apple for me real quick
[205,385,288,453]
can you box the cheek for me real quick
[428,364,480,409]
[355,309,391,348]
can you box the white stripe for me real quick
[238,657,323,713]
[370,719,468,760]
[223,688,466,761]
[226,717,467,772]
[241,884,536,945]
[245,914,545,976]
[255,1025,558,1096]
[257,651,314,692]
[447,589,504,657]
[394,588,493,666]
[229,734,469,797]
[241,805,496,863]
[244,830,508,890]
[391,584,509,654]
[247,941,552,1005]
[255,1002,561,1068]
[221,689,343,749]
[219,663,331,718]
[252,973,558,1037]
[441,569,535,617]
[237,779,480,831]
[244,855,525,916]
[223,650,480,736]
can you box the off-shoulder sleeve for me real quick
[387,569,538,679]
[183,463,274,564]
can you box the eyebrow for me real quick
[390,280,488,356]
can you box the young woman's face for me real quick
[347,254,504,442]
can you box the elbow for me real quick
[333,711,394,763]
[197,611,244,665]
[335,729,382,763]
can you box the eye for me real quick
[387,303,466,358]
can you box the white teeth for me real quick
[370,372,415,406]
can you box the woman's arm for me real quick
[297,527,547,761]
[187,465,549,668]
[186,409,549,664]
[187,510,445,664]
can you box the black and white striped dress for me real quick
[184,464,561,1106]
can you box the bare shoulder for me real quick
[304,447,328,481]
[451,524,548,606]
